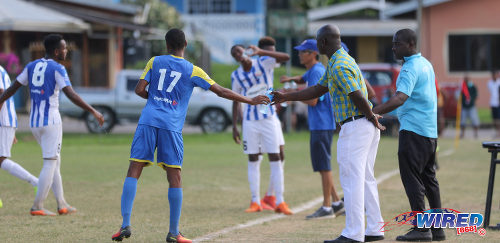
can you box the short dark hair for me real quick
[230,44,244,54]
[395,29,417,46]
[165,28,186,50]
[258,36,276,49]
[43,34,63,55]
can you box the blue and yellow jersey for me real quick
[138,55,215,132]
[318,48,371,123]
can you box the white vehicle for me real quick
[59,70,232,133]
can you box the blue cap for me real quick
[294,39,318,52]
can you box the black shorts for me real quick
[310,130,334,172]
[492,106,500,119]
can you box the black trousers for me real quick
[398,130,441,212]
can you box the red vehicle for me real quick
[359,63,401,136]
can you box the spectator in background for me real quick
[488,70,500,138]
[460,76,479,139]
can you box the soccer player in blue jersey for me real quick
[280,39,344,219]
[0,64,39,197]
[111,29,269,243]
[0,34,104,216]
[230,44,293,215]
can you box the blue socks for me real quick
[168,188,183,235]
[121,177,138,228]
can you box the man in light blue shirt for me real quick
[373,29,444,242]
[280,39,344,219]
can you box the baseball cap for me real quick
[294,39,318,52]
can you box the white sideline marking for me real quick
[194,169,397,242]
[194,148,455,242]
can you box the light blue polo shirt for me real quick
[396,53,437,138]
[304,63,335,131]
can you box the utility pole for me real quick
[417,0,423,52]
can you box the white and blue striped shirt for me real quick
[17,58,72,128]
[231,56,277,121]
[0,65,17,128]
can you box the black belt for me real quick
[340,115,365,125]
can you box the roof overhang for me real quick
[308,0,392,21]
[383,0,451,18]
[0,0,89,33]
[308,19,417,36]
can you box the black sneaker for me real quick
[324,235,361,243]
[306,206,334,219]
[332,201,345,216]
[396,227,432,242]
[166,232,192,243]
[431,228,446,241]
[365,235,384,242]
[111,226,131,241]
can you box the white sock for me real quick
[266,159,284,197]
[33,159,57,210]
[1,159,38,187]
[332,200,342,206]
[322,206,333,212]
[51,156,68,209]
[248,160,261,203]
[269,161,284,205]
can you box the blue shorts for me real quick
[130,124,183,170]
[310,130,334,172]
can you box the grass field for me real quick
[0,131,499,242]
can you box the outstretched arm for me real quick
[209,83,269,105]
[62,86,104,126]
[0,81,22,108]
[248,45,290,63]
[372,91,408,115]
[272,84,328,103]
[232,101,241,144]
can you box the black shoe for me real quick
[332,201,345,216]
[112,226,131,241]
[324,235,361,243]
[431,228,446,241]
[396,227,432,241]
[365,235,385,242]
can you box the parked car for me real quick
[359,63,401,136]
[59,70,232,133]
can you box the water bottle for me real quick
[283,82,291,90]
[290,80,297,90]
[259,88,274,114]
[244,48,254,57]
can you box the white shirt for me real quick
[231,56,277,121]
[0,65,17,127]
[488,78,500,107]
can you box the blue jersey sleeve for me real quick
[191,65,215,90]
[140,57,155,83]
[396,67,417,97]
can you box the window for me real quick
[449,34,500,72]
[362,71,392,86]
[189,0,231,14]
[126,77,140,91]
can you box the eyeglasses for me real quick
[298,50,313,54]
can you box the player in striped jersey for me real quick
[0,64,39,198]
[111,29,269,243]
[0,34,104,216]
[230,44,293,215]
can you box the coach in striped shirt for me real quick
[273,25,386,243]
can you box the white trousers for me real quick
[337,118,384,241]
